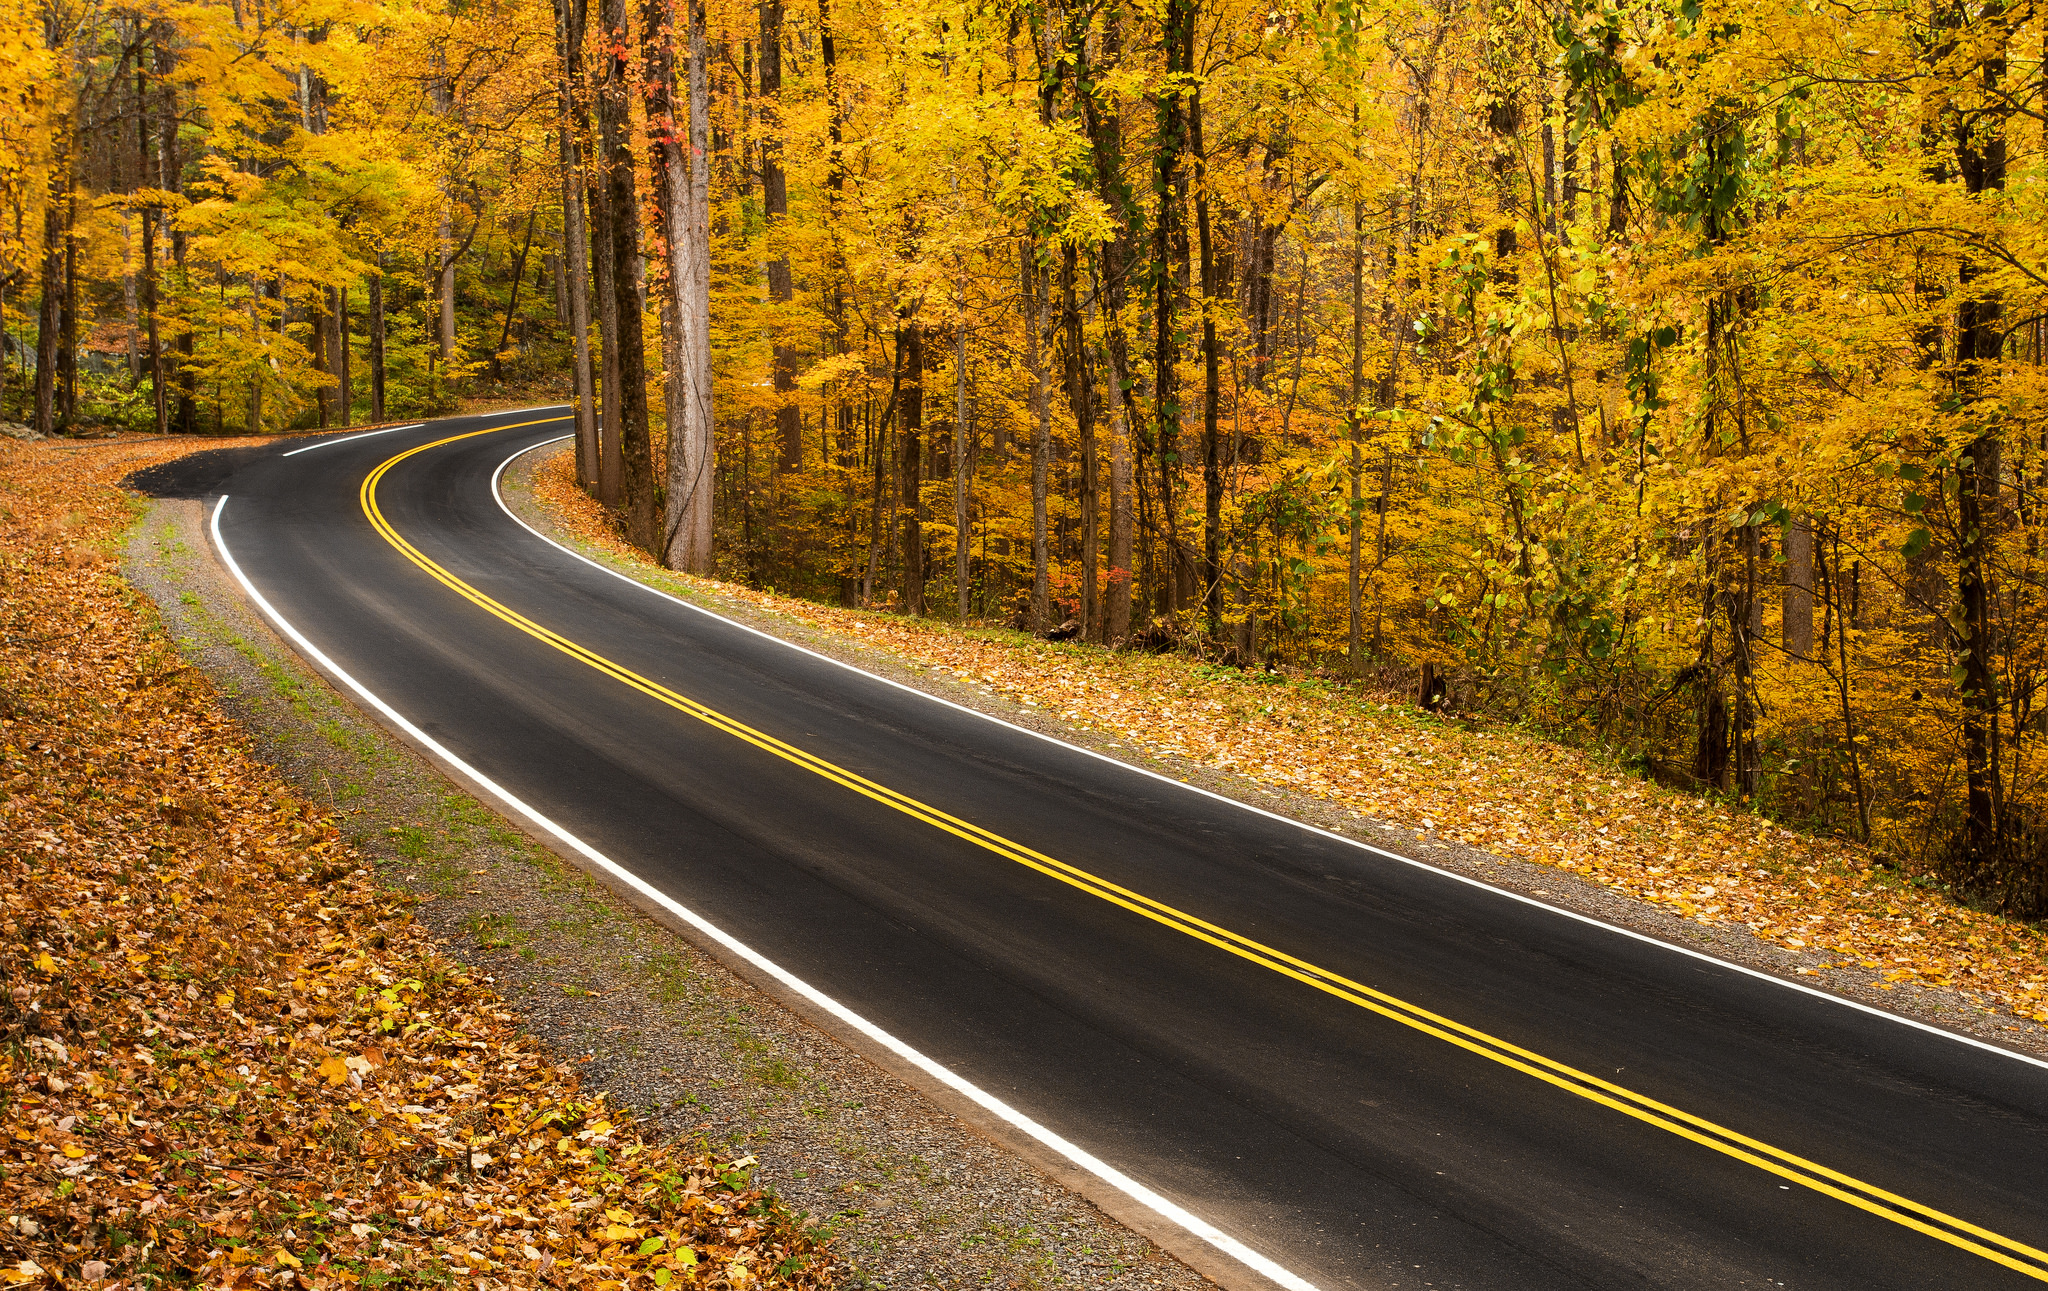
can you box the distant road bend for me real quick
[196,406,2048,1290]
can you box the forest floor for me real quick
[0,434,835,1291]
[516,443,2048,1056]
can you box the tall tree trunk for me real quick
[1192,87,1221,636]
[369,257,387,422]
[335,285,350,426]
[759,0,800,475]
[897,319,925,614]
[438,207,457,364]
[136,50,166,434]
[311,287,332,429]
[1956,13,2009,858]
[954,320,971,621]
[865,345,901,606]
[1062,244,1097,639]
[588,115,624,504]
[1026,242,1052,632]
[650,0,716,571]
[33,129,66,437]
[1784,516,1813,656]
[59,190,78,429]
[1694,531,1727,789]
[1151,0,1193,617]
[553,0,600,487]
[1347,190,1364,671]
[1081,14,1135,643]
[121,216,140,383]
[596,0,653,544]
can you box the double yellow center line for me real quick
[363,425,2048,1283]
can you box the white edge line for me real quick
[280,425,420,457]
[490,433,2048,1078]
[205,492,1321,1291]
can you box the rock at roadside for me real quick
[0,423,42,442]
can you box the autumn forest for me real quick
[7,0,2048,907]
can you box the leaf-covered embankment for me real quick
[528,446,2048,1039]
[1,435,833,1289]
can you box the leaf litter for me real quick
[1,436,832,1290]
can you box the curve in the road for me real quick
[367,424,2048,1285]
[194,407,2048,1291]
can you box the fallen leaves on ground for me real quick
[533,446,2048,1033]
[1,435,833,1290]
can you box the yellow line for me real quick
[362,426,2048,1282]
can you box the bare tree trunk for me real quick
[1079,14,1135,644]
[865,347,900,606]
[1784,516,1813,656]
[553,0,600,487]
[1025,241,1052,633]
[954,320,971,621]
[135,49,166,433]
[369,257,386,421]
[33,141,65,436]
[1151,0,1193,617]
[1100,291,1134,645]
[760,0,800,475]
[311,286,332,429]
[1063,246,1098,640]
[897,319,925,614]
[596,0,654,545]
[438,209,457,363]
[1193,89,1222,637]
[588,117,623,504]
[336,285,350,425]
[1347,192,1364,671]
[59,192,78,429]
[651,0,715,571]
[121,215,140,382]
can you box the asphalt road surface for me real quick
[171,406,2048,1290]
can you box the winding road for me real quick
[179,405,2048,1290]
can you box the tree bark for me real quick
[1192,87,1222,636]
[369,256,387,422]
[954,320,971,621]
[760,0,800,475]
[1062,244,1097,639]
[1784,516,1813,656]
[337,285,351,425]
[596,0,654,545]
[650,0,716,572]
[59,190,78,429]
[1955,0,2009,861]
[588,108,624,504]
[1026,241,1052,633]
[438,208,457,363]
[897,318,925,613]
[1347,190,1364,671]
[1151,0,1193,617]
[1080,14,1135,643]
[33,139,66,437]
[553,0,600,487]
